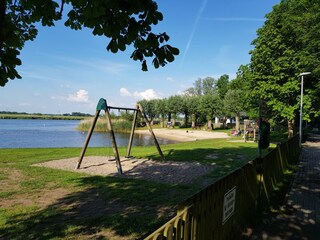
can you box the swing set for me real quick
[75,98,165,174]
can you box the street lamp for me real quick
[299,72,311,147]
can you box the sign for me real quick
[222,186,236,225]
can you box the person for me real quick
[232,129,242,136]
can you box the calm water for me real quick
[0,119,175,148]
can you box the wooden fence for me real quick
[144,134,299,240]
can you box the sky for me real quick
[0,0,280,114]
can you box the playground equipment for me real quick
[75,98,165,174]
[243,119,258,142]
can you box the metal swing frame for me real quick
[75,98,165,174]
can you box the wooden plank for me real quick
[126,109,138,158]
[107,106,138,111]
[105,108,123,174]
[137,104,165,161]
[75,110,100,169]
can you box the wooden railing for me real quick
[144,134,299,240]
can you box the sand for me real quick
[34,156,214,184]
[33,129,229,184]
[135,129,230,142]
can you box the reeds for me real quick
[77,117,132,132]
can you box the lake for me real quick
[0,119,176,148]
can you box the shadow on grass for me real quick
[148,145,259,175]
[0,145,261,239]
[1,176,194,239]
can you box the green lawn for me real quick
[0,138,271,239]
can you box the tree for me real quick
[154,98,167,128]
[0,0,179,86]
[216,74,230,127]
[202,77,216,95]
[185,77,216,96]
[186,95,201,128]
[137,99,157,124]
[199,93,220,130]
[179,96,189,127]
[248,0,320,137]
[224,89,246,131]
[231,65,259,119]
[166,95,182,127]
[216,74,229,99]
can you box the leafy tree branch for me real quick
[0,0,179,86]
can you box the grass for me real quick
[0,138,272,239]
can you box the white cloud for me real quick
[67,89,89,103]
[120,88,161,100]
[133,89,161,100]
[166,77,174,81]
[51,89,90,103]
[120,87,131,97]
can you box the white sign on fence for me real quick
[222,186,236,225]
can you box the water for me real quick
[0,119,175,148]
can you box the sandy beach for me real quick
[135,128,230,142]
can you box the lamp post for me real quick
[299,72,311,147]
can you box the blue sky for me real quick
[0,0,280,114]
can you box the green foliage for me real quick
[0,0,179,86]
[223,89,246,117]
[167,95,183,115]
[154,98,167,119]
[184,77,217,96]
[199,93,221,122]
[138,99,157,122]
[216,74,230,99]
[248,0,320,125]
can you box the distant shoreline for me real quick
[0,114,88,120]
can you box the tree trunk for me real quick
[184,112,188,127]
[172,118,176,128]
[222,116,227,128]
[288,120,295,138]
[235,113,240,131]
[160,116,164,128]
[191,113,196,129]
[207,119,212,130]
